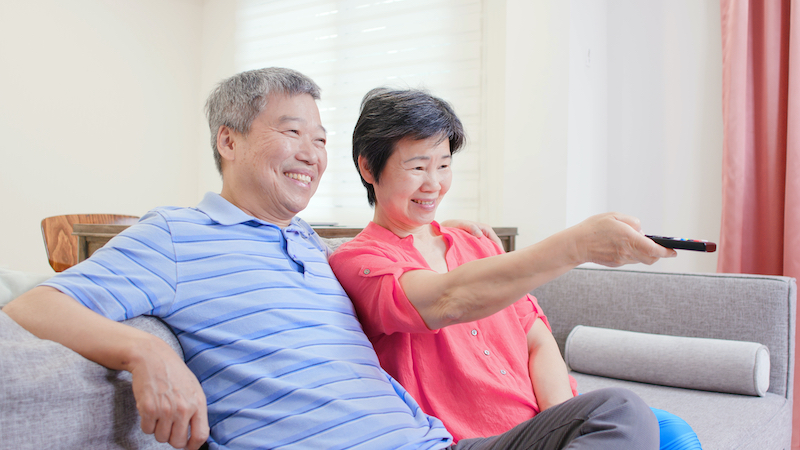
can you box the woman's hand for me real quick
[567,213,677,267]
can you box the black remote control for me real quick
[646,235,717,252]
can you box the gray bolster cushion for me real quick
[564,325,770,396]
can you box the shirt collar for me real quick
[363,220,446,247]
[196,192,259,226]
[196,192,306,231]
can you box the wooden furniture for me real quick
[313,227,518,253]
[41,215,140,272]
[71,224,518,266]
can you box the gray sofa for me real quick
[0,266,795,449]
[533,267,796,450]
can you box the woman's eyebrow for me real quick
[402,154,451,164]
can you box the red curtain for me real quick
[719,0,800,445]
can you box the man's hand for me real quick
[440,219,503,248]
[129,341,209,450]
[569,212,677,266]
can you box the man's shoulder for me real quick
[112,206,215,247]
[136,205,213,229]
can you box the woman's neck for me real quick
[372,214,448,273]
[372,211,433,241]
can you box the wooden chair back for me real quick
[41,214,140,272]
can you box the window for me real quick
[236,0,484,226]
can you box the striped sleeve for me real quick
[42,210,179,320]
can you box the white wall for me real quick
[0,0,204,273]
[500,0,723,273]
[499,0,572,245]
[605,0,723,273]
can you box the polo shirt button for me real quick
[363,269,370,275]
[471,329,478,336]
[483,350,490,356]
[500,370,507,375]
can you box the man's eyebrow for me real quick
[278,115,327,134]
[402,154,451,163]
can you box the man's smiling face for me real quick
[219,92,328,226]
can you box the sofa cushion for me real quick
[0,268,51,307]
[574,372,791,450]
[565,325,770,396]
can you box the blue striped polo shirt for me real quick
[43,192,452,450]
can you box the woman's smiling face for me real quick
[364,135,453,232]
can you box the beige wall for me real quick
[1,0,722,275]
[0,0,204,273]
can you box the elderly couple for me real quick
[6,68,698,450]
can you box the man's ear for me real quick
[217,126,237,163]
[358,155,376,184]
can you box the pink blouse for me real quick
[329,221,577,442]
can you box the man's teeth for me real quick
[285,173,311,183]
[412,200,434,205]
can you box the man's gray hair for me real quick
[205,67,321,173]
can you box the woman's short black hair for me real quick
[352,88,466,206]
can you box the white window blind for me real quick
[236,0,483,227]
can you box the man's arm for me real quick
[400,213,677,329]
[526,319,574,411]
[4,287,209,450]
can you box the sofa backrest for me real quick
[533,267,797,398]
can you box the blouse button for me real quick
[471,329,478,336]
[483,350,490,356]
[500,370,507,375]
[363,269,370,275]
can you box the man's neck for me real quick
[219,187,293,227]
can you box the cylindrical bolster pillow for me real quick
[564,326,770,397]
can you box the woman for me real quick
[329,87,700,449]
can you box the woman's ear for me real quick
[217,126,237,163]
[358,155,376,184]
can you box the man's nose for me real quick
[297,137,321,164]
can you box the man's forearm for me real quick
[4,286,161,371]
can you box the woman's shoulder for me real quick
[329,226,404,262]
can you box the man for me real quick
[5,68,667,449]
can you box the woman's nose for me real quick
[421,170,441,191]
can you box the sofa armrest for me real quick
[532,267,796,398]
[0,311,179,449]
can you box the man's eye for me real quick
[439,164,450,169]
